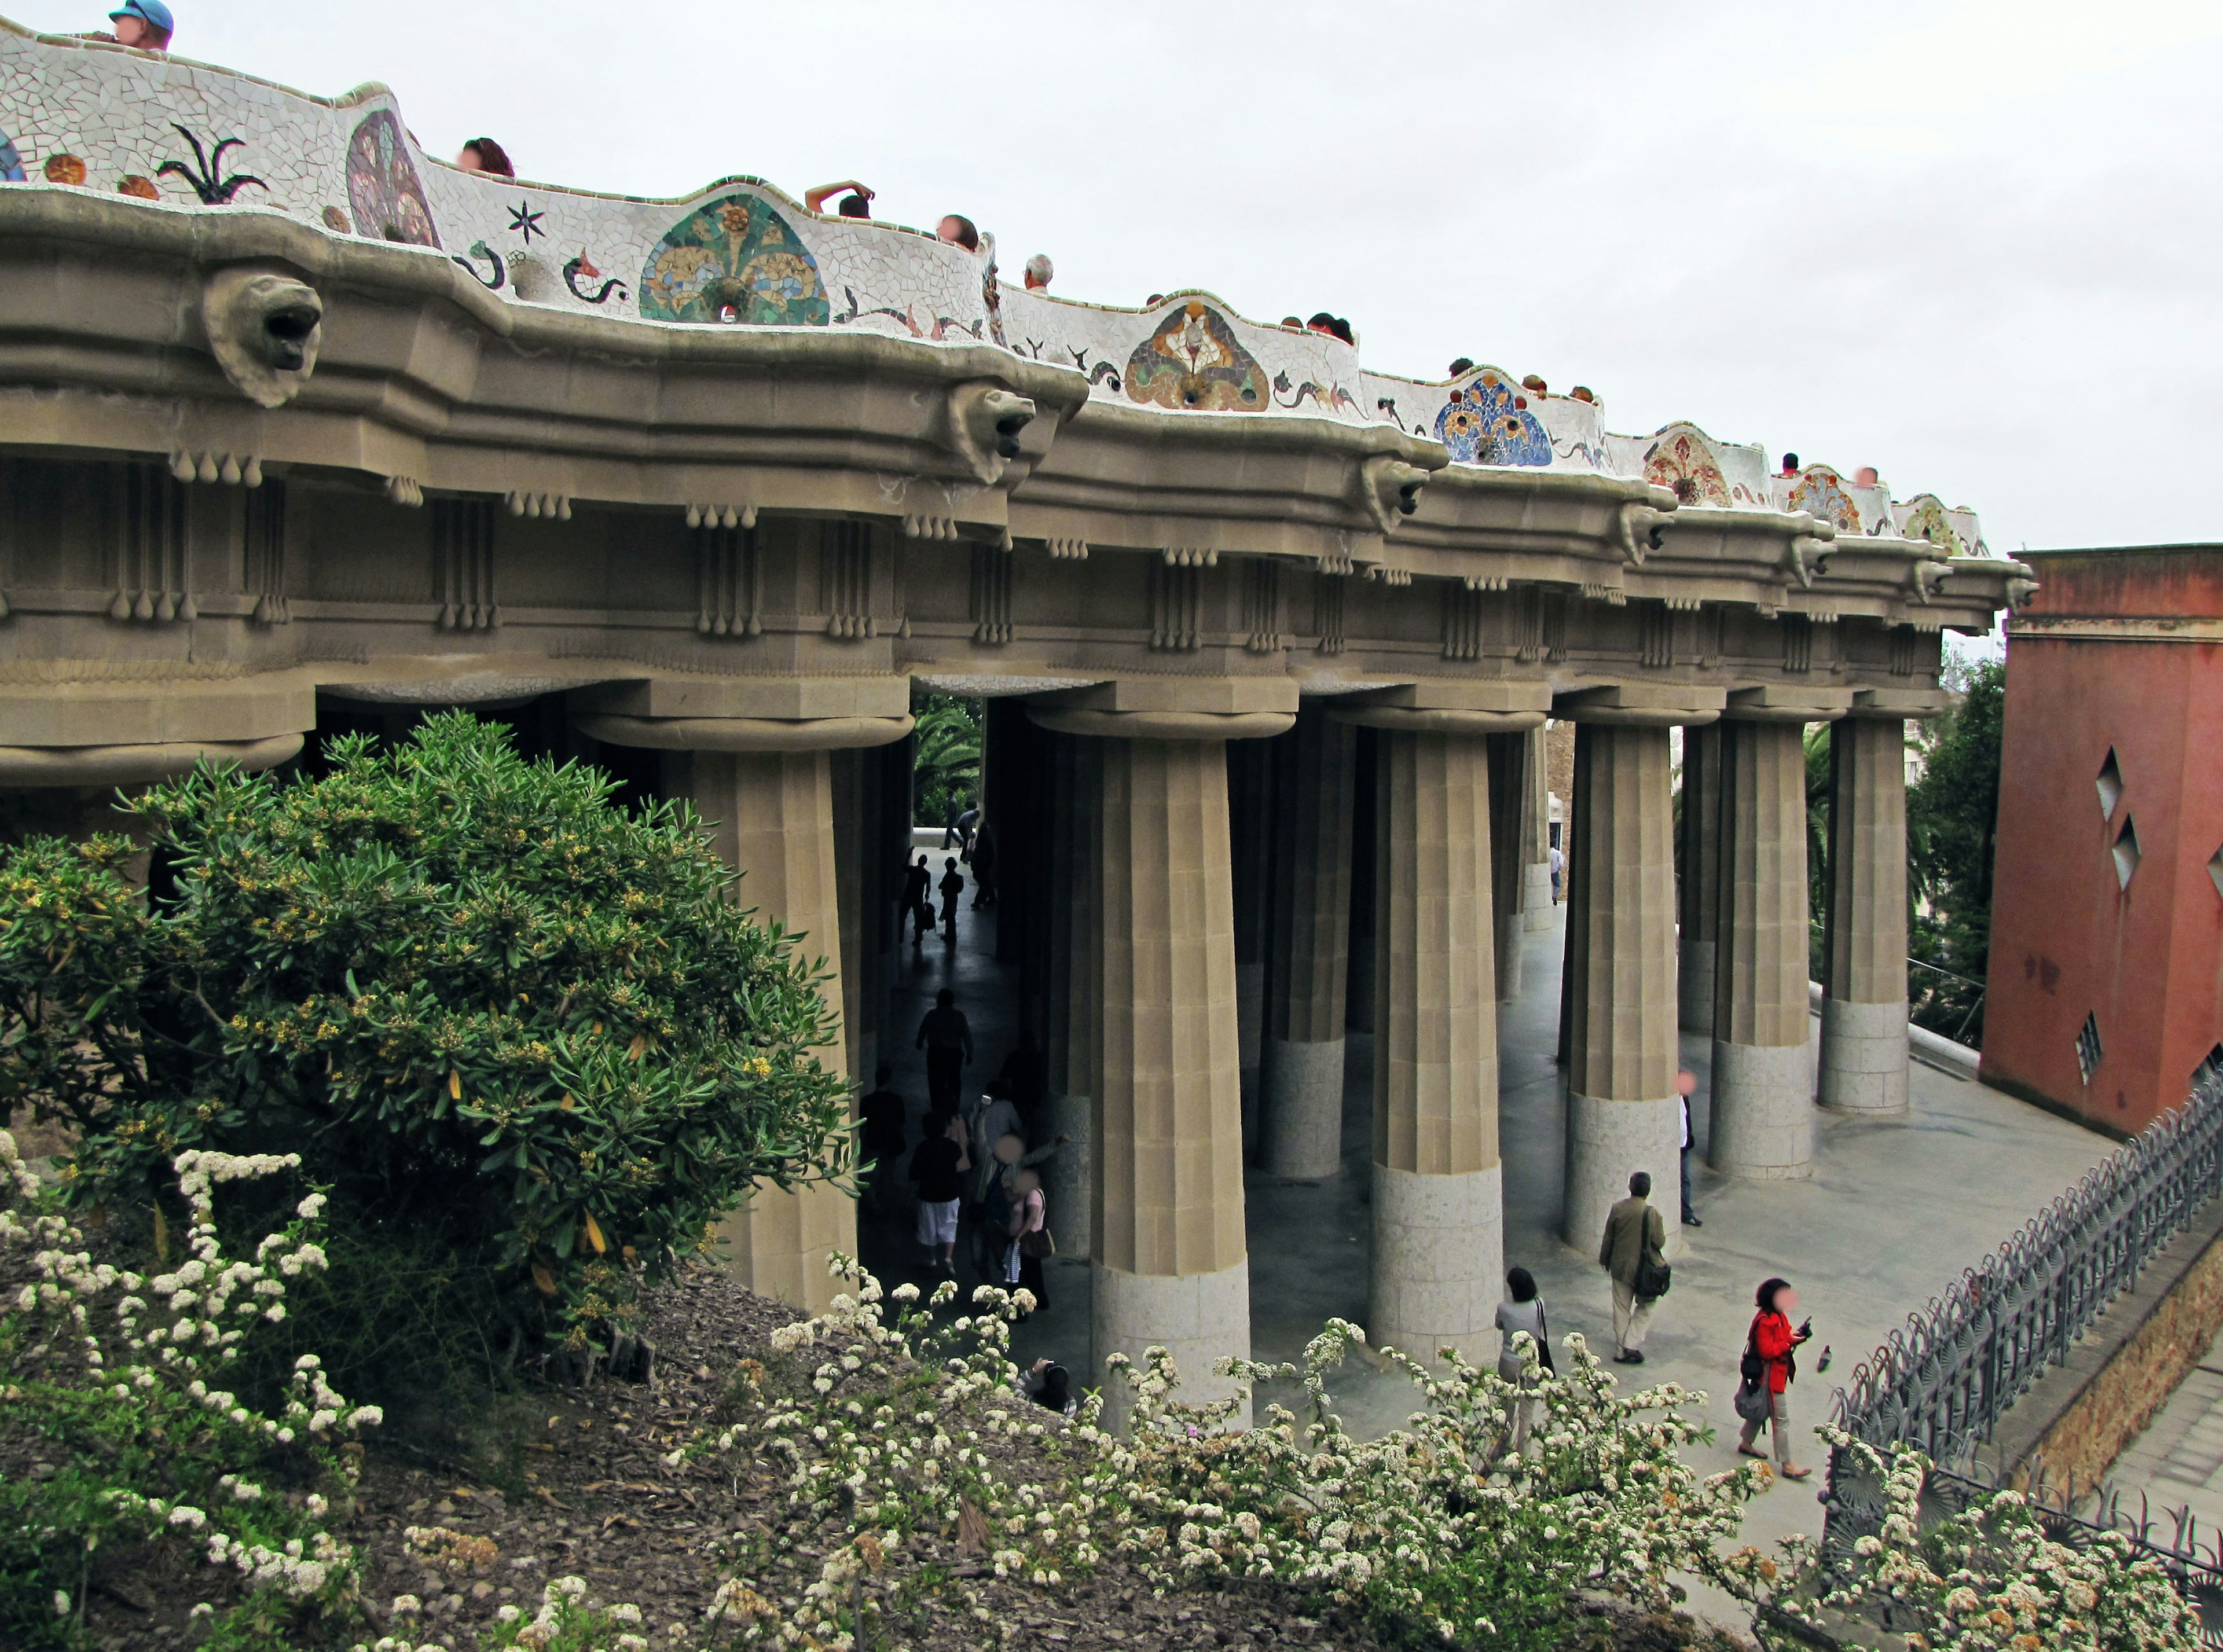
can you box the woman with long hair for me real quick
[1738,1277,1814,1479]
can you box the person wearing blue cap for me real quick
[93,0,173,51]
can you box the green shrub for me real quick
[0,713,854,1353]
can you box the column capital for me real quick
[0,734,303,787]
[1722,685,1854,724]
[1027,676,1296,740]
[575,713,912,751]
[1328,680,1549,735]
[1553,684,1726,726]
[1851,687,1952,720]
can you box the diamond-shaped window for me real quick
[2096,749,2124,820]
[2112,817,2141,889]
[2077,1013,2103,1085]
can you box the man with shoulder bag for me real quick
[1598,1170,1669,1364]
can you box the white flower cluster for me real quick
[1,1132,372,1629]
[1726,1433,2201,1651]
[479,1574,651,1652]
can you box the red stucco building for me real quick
[1982,546,2223,1133]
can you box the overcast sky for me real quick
[16,0,2221,555]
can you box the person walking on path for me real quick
[970,821,999,908]
[1003,1165,1049,1310]
[901,853,933,950]
[858,1063,907,1214]
[909,1106,969,1275]
[1738,1278,1814,1478]
[1549,842,1565,902]
[1677,1070,1703,1228]
[938,856,966,944]
[1599,1170,1667,1364]
[1494,1265,1552,1456]
[916,988,973,1111]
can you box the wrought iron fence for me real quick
[1823,1070,2223,1566]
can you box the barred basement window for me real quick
[2076,1013,2103,1085]
[2096,748,2123,820]
[2112,817,2141,889]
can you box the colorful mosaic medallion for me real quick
[1787,466,1861,532]
[1898,494,1963,556]
[1643,429,1730,506]
[345,109,439,248]
[1435,369,1551,465]
[638,194,830,325]
[1124,300,1270,412]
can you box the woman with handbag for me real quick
[1494,1266,1553,1456]
[1736,1277,1813,1480]
[1004,1166,1051,1312]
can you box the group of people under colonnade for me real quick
[660,680,1930,1423]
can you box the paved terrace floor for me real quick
[2101,1328,2223,1545]
[849,875,2114,1609]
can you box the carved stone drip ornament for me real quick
[201,267,322,408]
[944,382,1037,486]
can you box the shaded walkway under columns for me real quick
[851,869,2115,1573]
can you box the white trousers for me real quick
[1611,1280,1655,1353]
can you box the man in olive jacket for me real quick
[1599,1170,1666,1364]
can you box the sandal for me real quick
[1781,1465,1812,1480]
[1736,1445,1771,1460]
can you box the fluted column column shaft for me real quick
[1710,719,1815,1179]
[1523,722,1556,929]
[1487,731,1529,1002]
[1043,735,1098,1258]
[1370,731,1502,1360]
[1561,722,1682,1254]
[1262,708,1356,1180]
[1677,723,1723,1034]
[664,749,855,1313]
[1822,717,1910,1114]
[1228,739,1275,1158]
[1091,737,1250,1425]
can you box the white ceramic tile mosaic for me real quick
[0,17,1988,547]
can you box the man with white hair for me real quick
[1023,254,1053,292]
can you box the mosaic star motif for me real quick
[508,201,545,244]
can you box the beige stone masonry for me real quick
[1710,718,1817,1179]
[1043,733,1100,1260]
[1560,721,1684,1253]
[1821,715,1912,1114]
[1677,722,1723,1034]
[1087,735,1250,1418]
[661,748,856,1314]
[1370,730,1502,1357]
[1263,707,1358,1180]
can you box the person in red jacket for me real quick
[1738,1277,1814,1478]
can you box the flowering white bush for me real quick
[1719,1433,2200,1652]
[0,1129,375,1650]
[473,1574,651,1652]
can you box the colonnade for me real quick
[629,688,1913,1411]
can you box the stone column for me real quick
[1261,707,1356,1180]
[663,747,858,1311]
[831,749,874,1085]
[1487,731,1529,1002]
[1523,723,1555,929]
[1228,739,1275,1158]
[1677,722,1723,1034]
[1821,716,1910,1115]
[1710,718,1815,1179]
[1043,733,1099,1259]
[1368,730,1502,1361]
[1088,736,1252,1424]
[1560,719,1685,1254]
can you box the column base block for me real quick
[1677,939,1716,1034]
[1369,1163,1503,1362]
[1563,1092,1683,1260]
[1046,1090,1093,1261]
[1710,1038,1815,1179]
[1820,998,1910,1115]
[1092,1257,1252,1432]
[1523,862,1555,931]
[1262,1037,1347,1180]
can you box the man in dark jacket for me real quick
[1599,1170,1666,1364]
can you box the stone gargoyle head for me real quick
[201,267,323,408]
[1358,454,1429,534]
[945,382,1038,486]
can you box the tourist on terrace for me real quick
[1779,452,1800,476]
[1003,1166,1049,1310]
[804,181,874,218]
[1677,1069,1703,1227]
[1305,313,1355,344]
[910,1104,969,1276]
[1448,357,1476,377]
[915,986,973,1110]
[1494,1266,1552,1456]
[1548,841,1565,903]
[1737,1278,1814,1478]
[937,214,981,252]
[456,138,513,177]
[938,855,966,943]
[88,0,171,50]
[1022,254,1053,292]
[1854,465,1880,487]
[1599,1170,1667,1365]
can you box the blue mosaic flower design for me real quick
[1434,370,1552,467]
